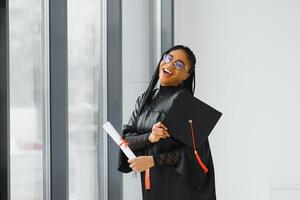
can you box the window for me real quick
[67,0,105,199]
[9,0,50,199]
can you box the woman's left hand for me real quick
[128,156,154,172]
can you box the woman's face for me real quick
[159,49,190,86]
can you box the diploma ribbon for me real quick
[188,120,208,174]
[119,138,128,148]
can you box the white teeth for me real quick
[163,68,173,75]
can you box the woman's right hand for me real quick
[148,122,170,143]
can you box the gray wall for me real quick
[121,0,169,199]
[175,0,300,200]
[122,1,152,200]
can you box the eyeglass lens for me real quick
[163,54,185,70]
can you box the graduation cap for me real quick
[162,88,222,173]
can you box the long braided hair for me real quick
[139,45,196,113]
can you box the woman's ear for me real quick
[184,72,190,80]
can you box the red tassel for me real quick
[194,151,208,173]
[145,169,151,190]
[189,120,208,174]
[119,138,128,148]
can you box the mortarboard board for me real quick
[162,88,222,173]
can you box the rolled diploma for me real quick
[102,121,136,159]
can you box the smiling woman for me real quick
[118,45,216,200]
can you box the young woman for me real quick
[118,45,216,200]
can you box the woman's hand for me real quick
[148,122,170,143]
[128,156,154,172]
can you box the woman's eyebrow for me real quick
[176,59,185,64]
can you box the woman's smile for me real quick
[162,67,174,77]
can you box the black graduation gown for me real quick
[118,86,217,200]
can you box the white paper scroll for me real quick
[102,121,136,159]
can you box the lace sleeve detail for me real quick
[153,148,182,167]
[124,133,152,151]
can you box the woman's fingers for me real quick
[149,122,170,143]
[158,122,168,130]
[154,126,169,134]
[155,132,170,140]
[154,128,169,137]
[158,131,170,137]
[156,122,168,130]
[128,158,136,163]
[158,128,170,137]
[164,130,170,137]
[129,163,136,168]
[128,159,136,169]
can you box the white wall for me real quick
[174,0,300,200]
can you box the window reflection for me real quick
[68,0,102,199]
[9,0,47,199]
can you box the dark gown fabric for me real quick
[118,85,216,200]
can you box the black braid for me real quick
[139,45,196,114]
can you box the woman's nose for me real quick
[164,61,174,69]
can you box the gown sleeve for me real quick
[118,92,152,173]
[124,132,152,151]
[153,148,183,167]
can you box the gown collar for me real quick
[158,84,183,95]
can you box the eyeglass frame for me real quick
[162,53,189,73]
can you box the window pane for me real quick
[67,0,103,199]
[9,0,49,199]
